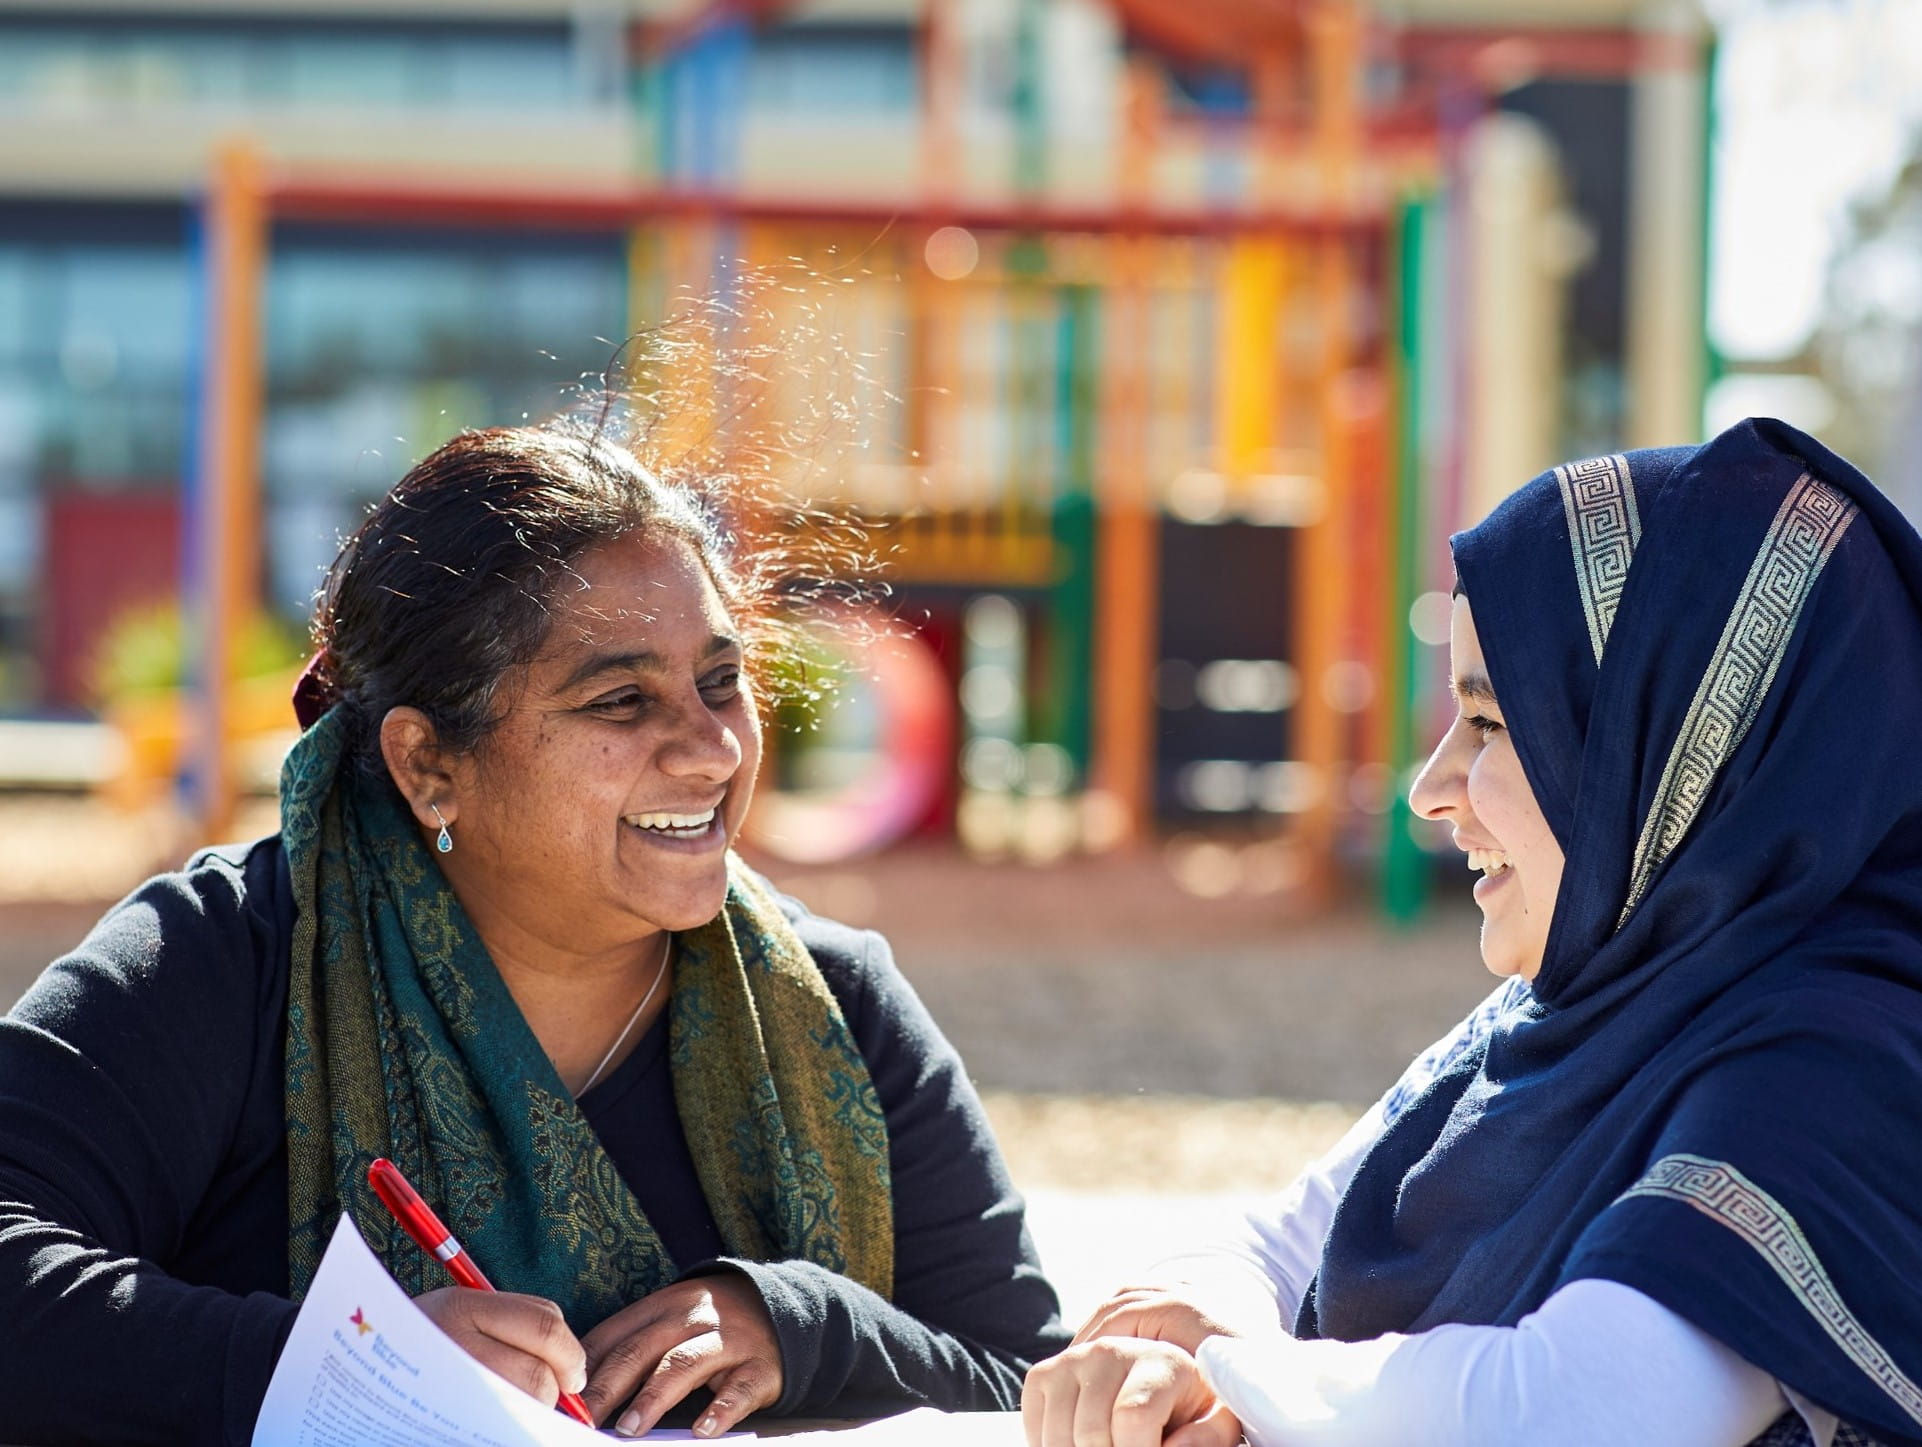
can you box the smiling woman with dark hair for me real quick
[0,422,1065,1446]
[1026,419,1922,1447]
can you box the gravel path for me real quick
[762,847,1494,1108]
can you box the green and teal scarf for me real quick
[280,709,893,1329]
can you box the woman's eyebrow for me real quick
[557,634,740,692]
[1452,670,1498,705]
[560,649,663,691]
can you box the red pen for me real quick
[367,1157,597,1428]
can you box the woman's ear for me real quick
[379,707,459,830]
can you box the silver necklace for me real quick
[576,933,672,1098]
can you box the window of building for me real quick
[748,23,917,115]
[0,13,585,113]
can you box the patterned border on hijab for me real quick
[1620,1154,1922,1431]
[1555,453,1642,666]
[1619,475,1859,924]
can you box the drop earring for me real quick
[429,803,453,855]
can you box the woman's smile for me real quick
[428,530,763,954]
[1471,862,1516,910]
[621,805,727,851]
[1464,847,1510,877]
[1409,594,1566,980]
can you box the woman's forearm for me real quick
[0,848,292,1445]
[0,1200,296,1445]
[1198,1278,1789,1447]
[727,1255,1049,1414]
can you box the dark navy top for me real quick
[0,838,1065,1446]
[576,1010,729,1266]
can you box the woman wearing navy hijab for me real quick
[1024,418,1922,1447]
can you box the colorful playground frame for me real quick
[178,2,1704,914]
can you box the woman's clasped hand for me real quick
[1023,1337,1233,1447]
[578,1272,784,1437]
[1023,1284,1249,1447]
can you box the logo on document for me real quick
[350,1307,373,1336]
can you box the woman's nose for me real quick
[1409,723,1467,821]
[660,697,743,780]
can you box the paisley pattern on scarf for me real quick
[281,709,893,1328]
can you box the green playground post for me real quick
[1384,193,1433,924]
[1045,283,1100,774]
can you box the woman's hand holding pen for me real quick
[416,1287,589,1410]
[581,1271,783,1438]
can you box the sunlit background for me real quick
[1,0,1917,1314]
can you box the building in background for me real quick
[0,0,1710,907]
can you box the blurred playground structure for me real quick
[0,0,1715,919]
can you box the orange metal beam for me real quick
[919,0,962,209]
[624,4,1678,103]
[1087,55,1166,848]
[1393,24,1702,82]
[634,0,1313,69]
[1291,0,1363,902]
[1104,0,1305,68]
[265,178,1389,240]
[195,141,267,843]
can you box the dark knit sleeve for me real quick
[0,844,298,1447]
[701,906,1067,1416]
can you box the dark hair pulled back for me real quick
[306,425,761,779]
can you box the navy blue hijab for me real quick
[1302,419,1922,1442]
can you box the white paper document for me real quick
[768,1410,1026,1445]
[252,1214,742,1446]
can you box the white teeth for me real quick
[1467,848,1511,876]
[624,807,717,834]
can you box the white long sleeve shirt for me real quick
[1159,1011,1836,1446]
